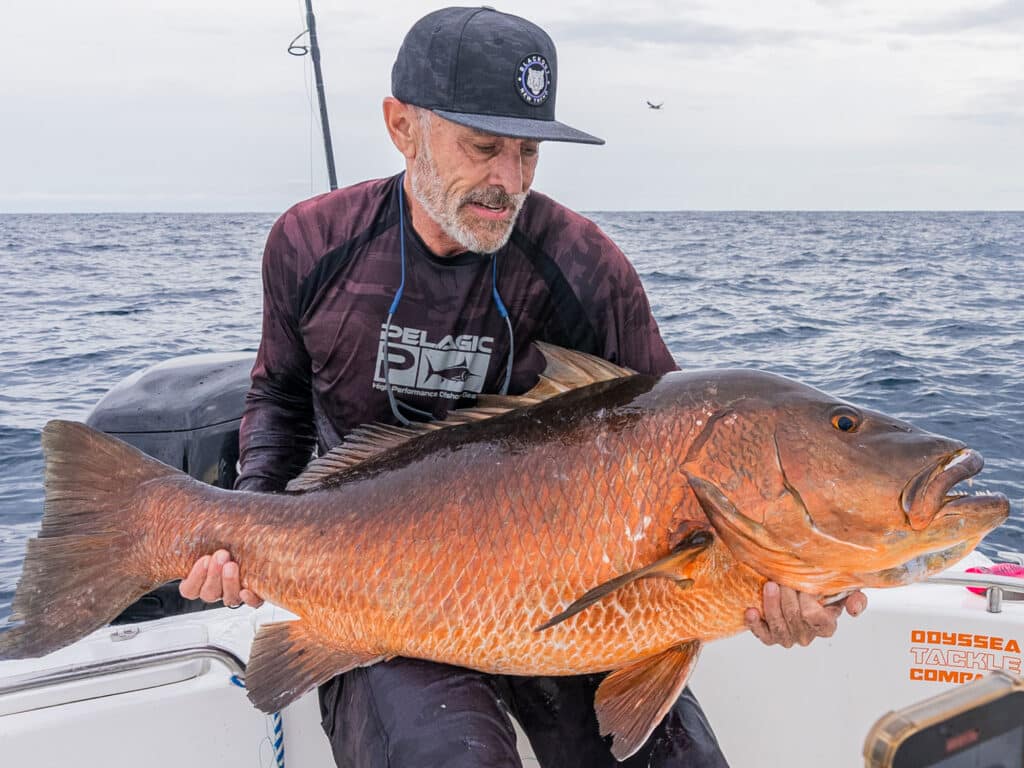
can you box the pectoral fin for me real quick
[246,620,382,713]
[595,640,702,761]
[534,528,713,632]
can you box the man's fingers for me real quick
[222,561,243,607]
[222,563,266,608]
[179,550,264,608]
[744,607,772,646]
[179,555,210,600]
[795,591,840,644]
[240,589,265,609]
[779,584,813,646]
[748,584,865,649]
[843,590,868,617]
[762,582,794,648]
[198,549,230,603]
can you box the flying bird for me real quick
[646,101,663,110]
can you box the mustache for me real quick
[461,187,526,209]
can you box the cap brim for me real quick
[433,109,604,145]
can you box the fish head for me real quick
[677,371,1010,593]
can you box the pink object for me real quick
[965,564,1024,595]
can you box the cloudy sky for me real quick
[1,0,1021,212]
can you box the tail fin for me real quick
[0,420,180,659]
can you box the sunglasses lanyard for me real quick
[383,174,516,427]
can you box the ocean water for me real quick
[0,210,1021,621]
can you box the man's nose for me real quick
[488,146,526,194]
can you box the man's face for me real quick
[410,112,539,254]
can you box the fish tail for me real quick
[0,420,180,659]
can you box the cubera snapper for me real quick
[0,344,1009,760]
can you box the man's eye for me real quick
[475,144,497,153]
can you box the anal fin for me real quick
[595,640,702,761]
[246,620,382,713]
[535,528,713,632]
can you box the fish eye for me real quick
[830,406,861,433]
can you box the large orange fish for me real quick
[0,345,1009,759]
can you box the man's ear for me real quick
[383,97,419,160]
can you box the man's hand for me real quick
[744,582,866,648]
[179,549,264,609]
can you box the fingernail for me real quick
[215,551,230,565]
[223,562,237,578]
[765,582,779,597]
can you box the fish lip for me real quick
[900,448,985,530]
[940,485,1011,521]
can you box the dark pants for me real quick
[319,658,729,768]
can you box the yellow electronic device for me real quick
[864,671,1024,768]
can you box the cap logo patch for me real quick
[516,54,551,106]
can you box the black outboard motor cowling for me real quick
[86,352,256,623]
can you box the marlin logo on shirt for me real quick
[425,358,478,384]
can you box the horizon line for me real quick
[2,209,1023,216]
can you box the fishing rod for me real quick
[289,0,338,190]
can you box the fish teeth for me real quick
[944,485,1001,500]
[945,452,971,470]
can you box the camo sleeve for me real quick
[587,239,678,378]
[235,212,318,492]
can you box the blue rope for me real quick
[384,174,433,425]
[492,254,514,395]
[389,173,409,315]
[271,711,286,768]
[230,675,286,768]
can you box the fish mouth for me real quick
[900,448,1009,531]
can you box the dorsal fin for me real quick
[478,342,635,407]
[283,409,509,491]
[284,343,635,492]
[524,341,635,398]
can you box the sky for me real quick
[1,0,1021,212]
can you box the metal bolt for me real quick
[986,586,1003,614]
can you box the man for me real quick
[180,7,866,767]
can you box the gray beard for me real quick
[410,145,527,254]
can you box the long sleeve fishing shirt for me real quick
[236,174,676,492]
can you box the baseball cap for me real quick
[391,6,604,145]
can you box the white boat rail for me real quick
[0,644,246,700]
[924,551,1024,612]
